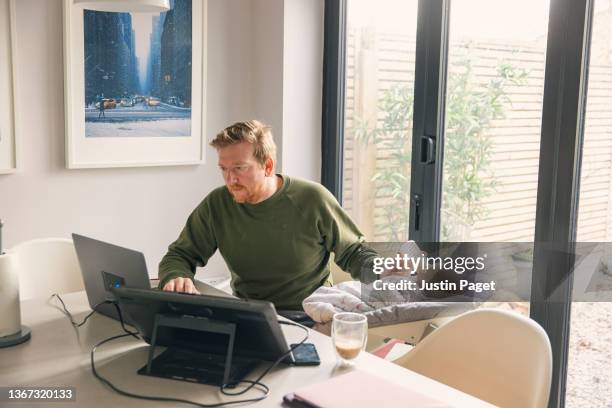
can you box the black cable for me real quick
[110,302,139,339]
[51,293,110,327]
[219,320,310,397]
[90,333,270,407]
[52,293,139,339]
[54,294,310,407]
[89,299,270,407]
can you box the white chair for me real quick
[392,308,552,408]
[11,238,84,300]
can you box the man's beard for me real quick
[228,183,266,204]
[228,185,255,203]
[229,185,245,202]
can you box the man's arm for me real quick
[158,198,218,291]
[317,188,379,282]
[335,241,379,283]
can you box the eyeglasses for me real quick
[218,165,252,177]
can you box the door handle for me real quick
[420,136,436,164]
[412,194,422,231]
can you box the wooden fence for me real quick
[344,28,612,242]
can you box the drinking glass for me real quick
[332,312,367,365]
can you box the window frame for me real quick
[321,0,347,201]
[408,0,450,242]
[531,0,594,406]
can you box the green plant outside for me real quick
[349,56,528,241]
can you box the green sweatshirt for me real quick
[158,175,377,310]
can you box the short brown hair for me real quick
[210,120,277,165]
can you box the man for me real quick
[98,96,106,119]
[159,120,377,311]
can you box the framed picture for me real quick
[0,0,18,174]
[63,0,206,169]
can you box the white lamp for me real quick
[74,0,170,12]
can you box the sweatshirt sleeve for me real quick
[317,187,379,282]
[158,198,218,289]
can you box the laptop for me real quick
[72,233,152,321]
[72,233,232,321]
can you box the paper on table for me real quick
[290,369,454,408]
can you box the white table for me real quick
[0,287,495,407]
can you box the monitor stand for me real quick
[137,313,260,386]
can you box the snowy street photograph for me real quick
[83,0,192,138]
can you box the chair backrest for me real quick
[393,308,552,408]
[330,261,352,284]
[12,238,84,300]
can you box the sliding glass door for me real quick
[323,0,600,405]
[342,0,418,242]
[439,0,550,320]
[441,0,549,243]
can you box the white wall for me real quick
[0,0,323,279]
[251,0,324,179]
[282,0,323,181]
[250,0,285,171]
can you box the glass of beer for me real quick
[332,312,367,365]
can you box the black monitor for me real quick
[111,287,293,386]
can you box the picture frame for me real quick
[62,0,207,169]
[0,0,19,174]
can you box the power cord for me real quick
[51,293,138,338]
[53,294,310,407]
[90,332,270,407]
[51,293,109,327]
[110,301,140,339]
[219,320,309,397]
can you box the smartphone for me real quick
[290,343,320,366]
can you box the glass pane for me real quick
[440,0,550,322]
[569,1,612,406]
[343,0,418,241]
[441,0,549,244]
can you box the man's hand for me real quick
[162,277,200,294]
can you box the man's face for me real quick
[217,141,270,204]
